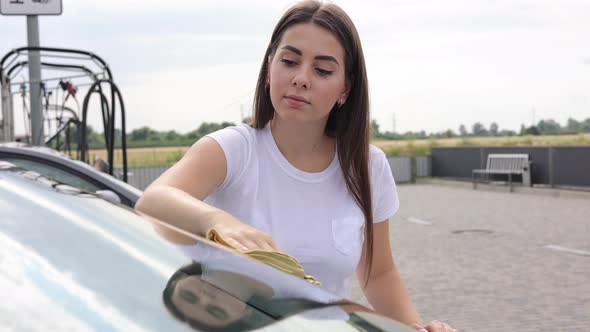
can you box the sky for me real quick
[1,0,589,136]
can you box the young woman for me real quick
[137,1,456,331]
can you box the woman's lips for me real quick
[285,96,309,108]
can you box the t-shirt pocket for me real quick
[331,217,365,255]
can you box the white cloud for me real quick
[122,62,260,132]
[63,0,284,15]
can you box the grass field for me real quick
[374,133,590,156]
[85,146,188,167]
[87,133,590,167]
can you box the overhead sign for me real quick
[0,0,62,15]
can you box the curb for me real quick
[412,177,590,200]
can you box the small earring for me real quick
[337,98,345,107]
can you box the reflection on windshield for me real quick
[163,262,275,331]
[147,215,391,331]
[144,215,344,303]
[162,261,373,332]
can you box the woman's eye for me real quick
[207,305,229,320]
[316,68,333,76]
[179,289,199,304]
[281,58,297,66]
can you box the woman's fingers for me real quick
[227,236,277,252]
[253,239,276,251]
[423,320,457,332]
[213,222,281,252]
[256,236,282,252]
[237,238,259,251]
[225,237,250,251]
[243,229,282,252]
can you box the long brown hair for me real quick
[252,1,374,284]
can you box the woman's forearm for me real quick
[363,268,423,326]
[135,185,228,238]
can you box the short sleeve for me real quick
[206,124,253,190]
[369,145,399,223]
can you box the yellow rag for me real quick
[206,229,321,286]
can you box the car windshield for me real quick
[2,157,102,193]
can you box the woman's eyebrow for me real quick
[281,45,339,65]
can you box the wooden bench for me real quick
[472,154,532,192]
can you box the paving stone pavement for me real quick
[350,183,590,332]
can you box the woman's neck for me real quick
[270,119,335,172]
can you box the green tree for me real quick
[459,124,468,137]
[129,126,159,141]
[186,129,200,140]
[85,125,105,148]
[524,126,540,135]
[370,119,381,138]
[165,130,180,141]
[489,122,499,136]
[442,129,456,138]
[472,122,488,136]
[499,129,516,136]
[566,118,580,133]
[537,119,561,134]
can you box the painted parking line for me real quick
[544,245,590,257]
[406,217,432,225]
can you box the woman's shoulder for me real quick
[367,144,391,176]
[207,123,260,146]
[214,122,257,136]
[368,144,387,161]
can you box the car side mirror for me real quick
[95,190,121,204]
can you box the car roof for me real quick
[0,142,142,205]
[0,163,412,331]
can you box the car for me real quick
[0,160,414,331]
[0,142,141,207]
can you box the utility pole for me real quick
[392,113,396,133]
[27,14,43,145]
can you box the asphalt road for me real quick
[350,183,590,332]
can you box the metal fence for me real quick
[432,146,590,187]
[115,165,170,190]
[387,156,412,183]
[117,156,430,190]
[415,155,432,177]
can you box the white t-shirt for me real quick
[205,123,399,297]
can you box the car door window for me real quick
[2,157,102,193]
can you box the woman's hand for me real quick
[413,321,457,332]
[210,211,281,252]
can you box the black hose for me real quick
[80,79,128,182]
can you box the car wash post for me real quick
[0,0,63,146]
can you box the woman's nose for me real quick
[291,67,311,89]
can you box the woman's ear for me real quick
[266,55,274,85]
[341,80,351,103]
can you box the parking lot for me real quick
[351,182,590,332]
